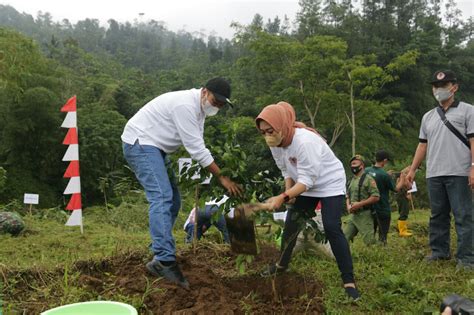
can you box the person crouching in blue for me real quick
[184,196,230,244]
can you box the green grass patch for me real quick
[1,206,473,314]
[292,209,474,314]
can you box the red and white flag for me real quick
[61,96,83,233]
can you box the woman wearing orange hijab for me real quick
[256,102,359,301]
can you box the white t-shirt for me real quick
[270,128,346,197]
[121,88,214,167]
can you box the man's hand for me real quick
[400,172,411,190]
[350,202,362,213]
[406,170,416,186]
[469,167,474,190]
[219,176,243,197]
[265,194,285,210]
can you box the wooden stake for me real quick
[28,204,32,215]
[193,184,199,253]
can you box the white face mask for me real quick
[202,98,219,117]
[433,87,453,102]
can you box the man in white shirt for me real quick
[121,78,242,289]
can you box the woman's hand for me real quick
[265,194,285,210]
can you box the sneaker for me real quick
[344,286,360,301]
[260,263,287,277]
[146,260,190,290]
[424,255,451,263]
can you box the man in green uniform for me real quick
[0,212,25,236]
[344,155,380,245]
[366,150,406,244]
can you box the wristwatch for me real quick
[281,192,290,202]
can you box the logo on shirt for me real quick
[289,157,297,166]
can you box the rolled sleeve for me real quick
[366,177,380,198]
[296,142,319,190]
[419,114,428,142]
[466,104,474,136]
[172,105,214,168]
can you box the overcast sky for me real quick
[2,0,473,39]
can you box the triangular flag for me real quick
[66,209,83,228]
[61,112,77,128]
[62,144,79,161]
[64,177,81,194]
[66,193,82,210]
[61,95,77,112]
[63,128,78,145]
[64,161,80,178]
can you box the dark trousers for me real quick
[374,213,390,244]
[427,176,473,264]
[396,192,410,220]
[278,195,355,284]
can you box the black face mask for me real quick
[351,166,362,174]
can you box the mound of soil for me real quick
[4,244,324,314]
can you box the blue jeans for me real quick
[123,141,181,262]
[427,176,473,265]
[185,204,230,244]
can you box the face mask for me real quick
[433,87,453,102]
[351,166,362,175]
[202,99,219,117]
[264,132,283,147]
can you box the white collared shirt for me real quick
[121,88,214,167]
[270,128,346,197]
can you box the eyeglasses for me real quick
[259,128,275,136]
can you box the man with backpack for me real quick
[407,70,474,269]
[344,155,380,245]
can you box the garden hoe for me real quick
[225,203,273,255]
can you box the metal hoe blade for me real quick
[225,203,272,255]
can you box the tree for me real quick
[297,0,324,37]
[77,105,127,202]
[342,50,419,155]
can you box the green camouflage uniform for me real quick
[0,212,25,236]
[344,174,380,245]
[393,173,410,220]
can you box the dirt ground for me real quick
[3,243,324,314]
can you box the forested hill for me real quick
[0,1,473,207]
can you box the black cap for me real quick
[375,150,390,162]
[429,70,457,84]
[204,77,233,107]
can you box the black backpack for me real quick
[347,173,368,202]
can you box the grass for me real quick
[0,204,473,314]
[292,209,474,314]
[0,213,150,269]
